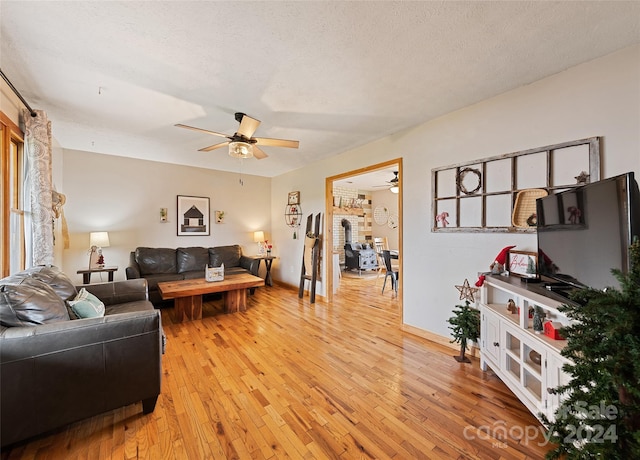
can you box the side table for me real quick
[77,266,118,284]
[254,256,276,286]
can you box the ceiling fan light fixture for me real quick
[389,171,399,193]
[229,141,254,159]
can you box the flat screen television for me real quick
[536,172,640,294]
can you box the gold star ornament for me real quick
[455,278,479,303]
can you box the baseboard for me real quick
[270,280,328,303]
[401,324,479,358]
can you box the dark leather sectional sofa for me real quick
[126,245,260,304]
[0,266,163,448]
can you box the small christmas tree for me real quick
[527,255,537,276]
[447,301,480,363]
[544,238,640,459]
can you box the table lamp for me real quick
[253,231,265,255]
[89,231,110,268]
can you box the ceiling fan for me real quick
[374,171,400,193]
[175,112,299,160]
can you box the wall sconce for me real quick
[88,231,110,268]
[160,208,168,222]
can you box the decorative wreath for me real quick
[456,167,482,195]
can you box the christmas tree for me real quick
[447,300,480,363]
[544,238,640,459]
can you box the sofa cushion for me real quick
[225,266,249,275]
[68,288,106,319]
[105,300,155,315]
[177,247,209,274]
[182,271,205,280]
[0,277,70,327]
[136,247,177,275]
[209,245,242,268]
[28,265,77,302]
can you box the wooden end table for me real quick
[254,255,276,286]
[77,266,118,284]
[157,273,265,322]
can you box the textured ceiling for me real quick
[1,1,639,178]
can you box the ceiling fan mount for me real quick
[176,112,299,160]
[373,171,399,187]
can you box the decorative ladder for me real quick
[298,213,321,303]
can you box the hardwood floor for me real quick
[1,274,552,459]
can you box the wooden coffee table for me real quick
[157,273,265,322]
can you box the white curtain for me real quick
[21,146,32,268]
[22,109,53,266]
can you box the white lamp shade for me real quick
[253,231,265,242]
[389,185,399,194]
[90,231,110,248]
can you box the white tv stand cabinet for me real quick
[479,274,573,423]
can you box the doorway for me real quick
[325,158,402,312]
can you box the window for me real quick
[1,111,25,276]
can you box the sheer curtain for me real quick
[22,109,53,266]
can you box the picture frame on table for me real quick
[508,250,539,279]
[288,191,300,205]
[177,195,210,236]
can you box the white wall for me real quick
[271,44,640,338]
[0,80,22,122]
[60,150,271,284]
[371,188,399,249]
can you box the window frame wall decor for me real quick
[431,137,600,233]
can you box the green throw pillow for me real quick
[68,288,105,319]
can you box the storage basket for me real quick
[512,188,548,228]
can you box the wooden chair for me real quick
[373,237,398,275]
[373,237,386,284]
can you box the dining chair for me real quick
[381,250,399,296]
[373,237,386,284]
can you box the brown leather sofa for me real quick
[126,245,260,304]
[0,266,163,448]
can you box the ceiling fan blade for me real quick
[175,123,229,138]
[198,141,229,152]
[236,114,261,139]
[254,137,300,149]
[253,146,268,160]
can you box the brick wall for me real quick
[332,186,373,265]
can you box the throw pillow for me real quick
[28,265,77,302]
[0,277,70,327]
[67,288,105,319]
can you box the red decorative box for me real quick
[544,321,565,340]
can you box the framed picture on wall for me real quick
[288,191,300,205]
[177,195,210,236]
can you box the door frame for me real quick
[325,158,403,313]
